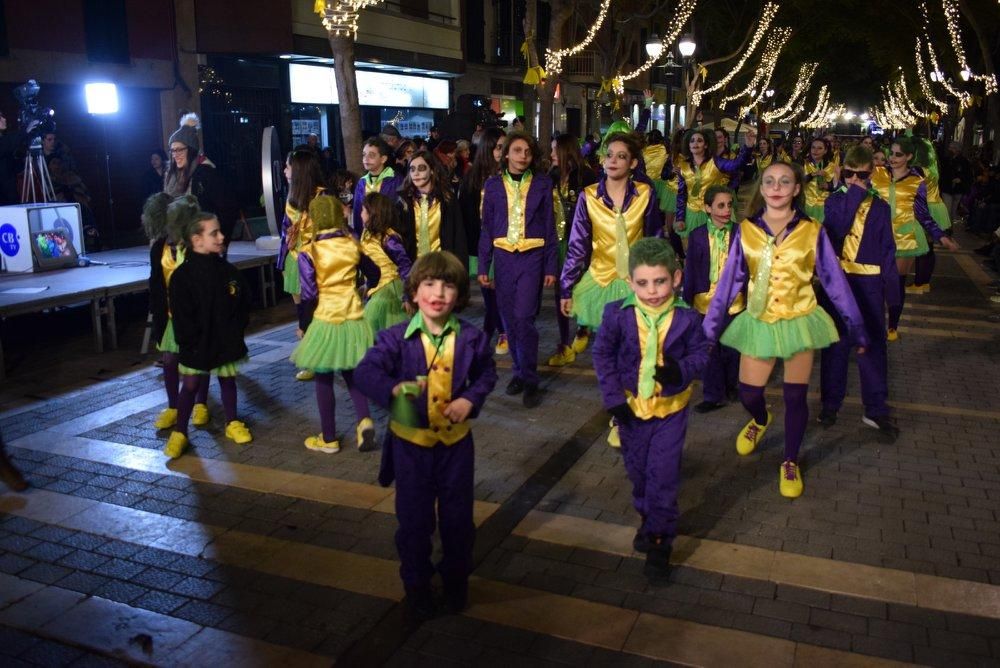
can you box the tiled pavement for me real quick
[1,245,1000,666]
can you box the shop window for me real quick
[84,0,129,64]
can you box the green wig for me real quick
[141,192,172,242]
[166,195,211,246]
[629,236,680,274]
[309,193,347,232]
[598,119,634,161]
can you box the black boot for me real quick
[643,536,672,583]
[523,384,542,408]
[505,378,525,395]
[442,578,469,615]
[405,586,436,621]
[632,531,651,553]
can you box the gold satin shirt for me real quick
[360,231,401,297]
[675,156,727,213]
[584,181,653,286]
[306,234,365,324]
[693,227,746,315]
[740,219,821,323]
[839,196,880,275]
[870,167,922,253]
[804,161,836,208]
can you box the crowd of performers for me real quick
[139,112,959,613]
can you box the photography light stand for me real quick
[85,83,119,249]
[20,137,56,203]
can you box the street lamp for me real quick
[678,34,696,59]
[960,68,971,81]
[765,89,774,98]
[645,34,664,59]
[930,70,940,82]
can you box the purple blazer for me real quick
[277,213,292,271]
[351,172,404,237]
[560,176,663,298]
[354,319,498,486]
[823,185,900,307]
[702,211,869,349]
[478,172,558,278]
[910,173,944,243]
[682,223,740,305]
[592,303,709,411]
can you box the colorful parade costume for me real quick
[561,178,661,329]
[478,170,558,391]
[819,185,899,423]
[803,160,837,222]
[354,314,497,613]
[592,297,708,577]
[397,193,469,270]
[674,145,750,237]
[352,167,403,237]
[277,192,321,295]
[682,222,744,407]
[361,230,412,333]
[149,238,185,356]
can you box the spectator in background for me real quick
[511,116,526,132]
[306,133,321,153]
[426,125,442,151]
[42,131,75,172]
[0,111,31,205]
[395,140,416,170]
[380,124,403,151]
[141,149,168,202]
[941,141,973,223]
[455,140,471,179]
[434,139,460,191]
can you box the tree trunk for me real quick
[958,0,1000,161]
[329,34,363,174]
[521,0,539,137]
[537,0,573,146]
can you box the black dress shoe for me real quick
[505,378,525,395]
[643,538,672,583]
[693,400,726,414]
[405,587,436,621]
[817,408,838,427]
[442,579,468,615]
[862,415,900,443]
[523,384,542,408]
[633,532,651,553]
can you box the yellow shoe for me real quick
[905,283,930,295]
[779,460,804,498]
[296,369,315,381]
[547,345,576,367]
[495,334,509,356]
[192,403,210,427]
[225,420,253,445]
[571,331,590,354]
[356,417,376,452]
[887,328,899,342]
[163,431,188,459]
[607,419,621,448]
[736,412,772,456]
[154,408,178,430]
[304,434,340,454]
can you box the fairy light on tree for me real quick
[915,38,950,114]
[722,27,792,117]
[920,0,972,106]
[618,0,697,81]
[762,62,817,123]
[545,0,613,76]
[691,2,781,106]
[941,0,997,94]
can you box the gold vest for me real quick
[413,195,442,255]
[804,161,836,208]
[307,234,365,323]
[161,243,184,317]
[360,231,401,297]
[675,155,727,213]
[390,331,470,446]
[494,175,546,252]
[740,219,820,323]
[839,196,880,275]
[626,307,692,419]
[870,167,923,253]
[584,181,652,286]
[693,227,746,315]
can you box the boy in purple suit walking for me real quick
[592,237,708,581]
[355,251,497,619]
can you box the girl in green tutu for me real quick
[703,161,868,499]
[909,136,951,294]
[164,199,252,459]
[673,128,754,238]
[279,150,327,381]
[291,194,378,454]
[360,192,412,332]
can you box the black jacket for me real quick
[168,251,249,371]
[0,130,28,206]
[395,193,469,270]
[190,162,237,240]
[941,154,973,195]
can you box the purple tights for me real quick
[738,382,768,426]
[782,382,809,462]
[175,374,235,436]
[314,371,371,442]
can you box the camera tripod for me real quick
[21,139,56,203]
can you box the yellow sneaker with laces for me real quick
[905,283,930,295]
[304,434,340,453]
[296,369,315,381]
[607,419,621,448]
[225,420,253,444]
[736,412,772,456]
[163,431,188,459]
[356,417,376,452]
[154,408,177,430]
[495,334,509,355]
[571,331,590,354]
[192,403,210,427]
[887,328,899,342]
[547,345,576,367]
[779,460,804,498]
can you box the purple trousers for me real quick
[392,434,475,592]
[493,248,544,385]
[819,276,889,417]
[619,410,688,539]
[702,315,739,404]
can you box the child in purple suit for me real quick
[592,237,708,581]
[355,251,497,619]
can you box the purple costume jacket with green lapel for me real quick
[477,171,558,278]
[351,170,404,237]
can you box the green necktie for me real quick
[614,206,629,279]
[747,235,776,318]
[637,303,673,399]
[708,223,731,284]
[418,194,431,256]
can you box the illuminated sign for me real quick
[289,64,448,109]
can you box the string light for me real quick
[941,0,997,94]
[728,28,792,117]
[893,70,926,119]
[920,1,972,106]
[691,2,780,106]
[799,85,831,128]
[762,62,817,122]
[914,38,950,114]
[619,0,697,81]
[315,0,385,38]
[545,0,613,76]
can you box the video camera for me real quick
[13,80,56,139]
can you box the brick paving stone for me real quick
[851,634,915,663]
[0,626,42,656]
[172,600,234,627]
[130,590,189,615]
[92,580,148,604]
[17,639,85,666]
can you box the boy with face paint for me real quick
[592,237,708,581]
[683,186,744,412]
[818,146,900,440]
[354,251,497,619]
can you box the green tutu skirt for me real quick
[804,204,825,223]
[179,358,245,377]
[929,201,951,231]
[571,271,631,329]
[282,251,300,295]
[720,308,839,360]
[468,255,478,277]
[894,220,930,258]
[364,279,408,333]
[678,208,709,238]
[291,317,373,373]
[157,319,179,354]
